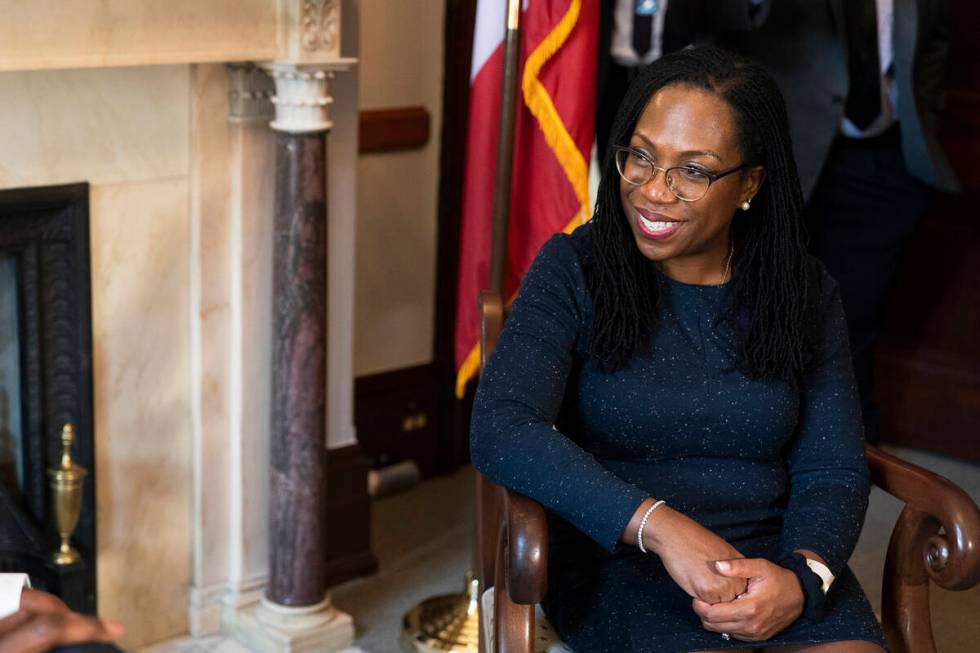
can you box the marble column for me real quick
[224,60,355,653]
[267,97,330,610]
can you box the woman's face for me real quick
[619,84,763,283]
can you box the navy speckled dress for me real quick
[470,223,886,652]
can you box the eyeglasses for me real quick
[614,146,746,202]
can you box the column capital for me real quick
[261,60,354,134]
[227,63,275,124]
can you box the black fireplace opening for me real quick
[0,183,96,613]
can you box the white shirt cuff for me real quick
[0,573,31,619]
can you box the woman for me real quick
[470,46,887,652]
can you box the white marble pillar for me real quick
[188,61,278,638]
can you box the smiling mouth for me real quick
[639,214,677,233]
[635,210,684,239]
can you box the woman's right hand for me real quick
[643,506,747,604]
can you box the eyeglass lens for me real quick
[615,148,710,201]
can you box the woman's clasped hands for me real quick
[643,506,748,604]
[645,507,805,642]
[692,558,805,642]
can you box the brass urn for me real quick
[47,423,87,566]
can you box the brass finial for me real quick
[60,423,75,469]
[48,423,87,566]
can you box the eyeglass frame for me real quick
[613,145,748,202]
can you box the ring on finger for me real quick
[721,632,731,641]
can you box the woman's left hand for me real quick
[691,558,804,642]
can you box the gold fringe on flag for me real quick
[521,0,591,226]
[455,0,590,399]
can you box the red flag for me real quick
[455,0,598,397]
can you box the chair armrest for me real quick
[503,489,549,605]
[865,444,980,653]
[865,444,980,591]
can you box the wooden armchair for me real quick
[474,289,980,653]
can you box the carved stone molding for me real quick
[301,0,338,54]
[227,63,275,124]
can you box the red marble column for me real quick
[267,131,329,607]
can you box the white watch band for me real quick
[0,573,31,619]
[804,558,835,594]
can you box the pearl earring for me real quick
[741,200,751,211]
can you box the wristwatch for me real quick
[776,553,835,621]
[804,556,835,594]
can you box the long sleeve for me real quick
[778,274,871,575]
[470,234,649,553]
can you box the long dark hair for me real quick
[589,45,816,385]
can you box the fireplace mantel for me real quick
[0,0,343,72]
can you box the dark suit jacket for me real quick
[600,0,961,196]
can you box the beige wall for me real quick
[0,65,194,648]
[355,0,445,376]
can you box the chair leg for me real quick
[881,506,937,653]
[494,583,535,653]
[477,474,503,593]
[494,528,535,653]
[477,474,503,653]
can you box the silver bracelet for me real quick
[637,499,666,553]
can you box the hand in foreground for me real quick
[692,558,804,642]
[0,589,123,653]
[644,507,748,604]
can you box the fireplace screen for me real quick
[0,256,24,496]
[0,183,95,612]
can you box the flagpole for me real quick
[402,2,524,652]
[488,0,523,294]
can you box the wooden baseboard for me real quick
[324,550,379,589]
[326,362,459,587]
[355,363,446,477]
[323,443,377,588]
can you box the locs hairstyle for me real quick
[588,45,818,385]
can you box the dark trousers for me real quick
[805,125,933,444]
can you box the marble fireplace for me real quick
[0,2,363,651]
